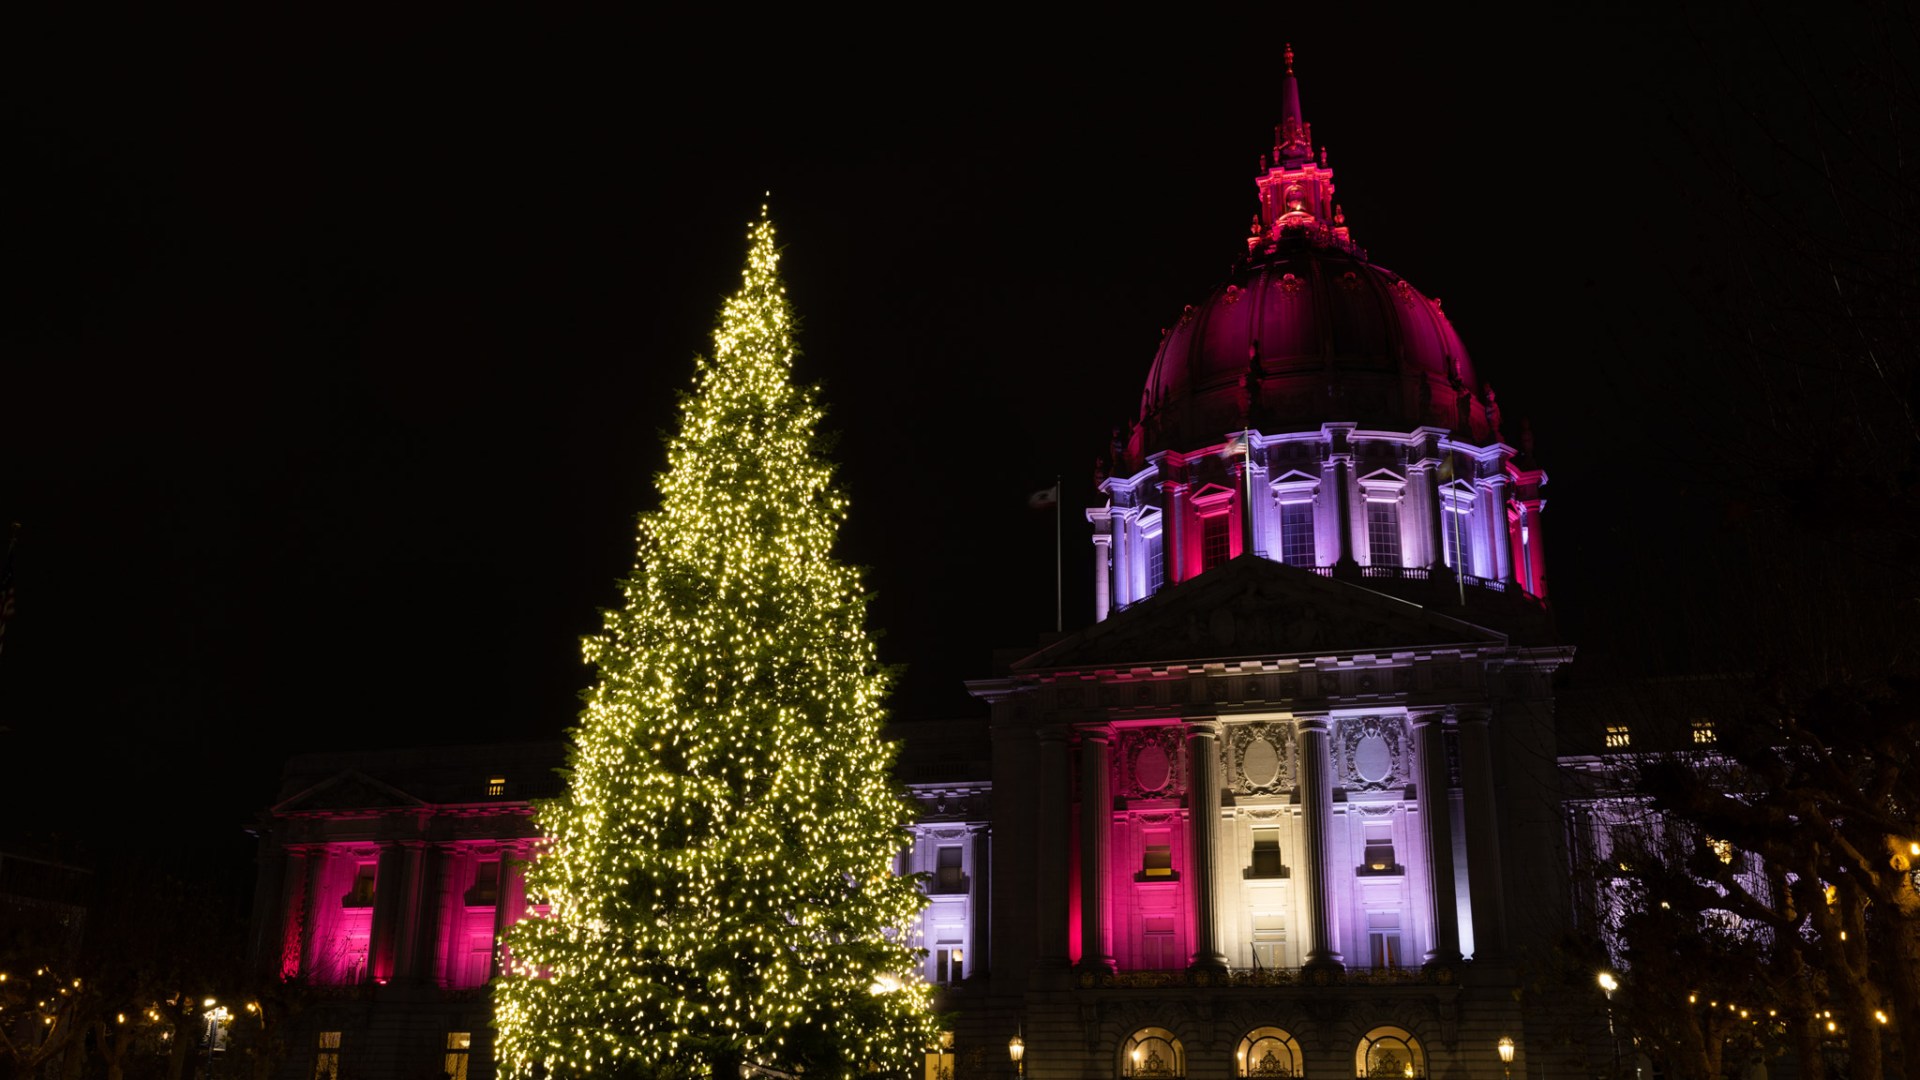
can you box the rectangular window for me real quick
[1250,914,1285,970]
[934,846,964,893]
[1142,827,1174,879]
[1280,502,1315,567]
[1144,532,1165,593]
[1361,821,1397,874]
[1365,501,1401,567]
[1367,912,1403,969]
[444,1033,471,1080]
[486,776,506,797]
[1202,512,1231,569]
[314,1032,341,1080]
[1250,827,1284,878]
[466,861,500,906]
[935,946,964,984]
[1693,719,1717,745]
[343,864,377,908]
[1605,725,1631,749]
[1142,915,1177,969]
[1442,503,1469,569]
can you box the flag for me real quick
[1027,483,1059,510]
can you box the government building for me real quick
[247,50,1597,1080]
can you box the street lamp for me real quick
[201,1003,229,1080]
[1598,971,1621,1077]
[1008,1032,1024,1078]
[1497,1036,1514,1080]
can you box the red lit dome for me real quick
[1129,243,1495,462]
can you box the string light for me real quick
[494,209,937,1078]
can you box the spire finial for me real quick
[1284,43,1295,75]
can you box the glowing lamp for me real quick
[1597,971,1618,994]
[1497,1036,1515,1064]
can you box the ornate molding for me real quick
[1114,726,1186,800]
[1335,715,1409,792]
[1224,721,1297,795]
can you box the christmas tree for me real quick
[495,210,937,1079]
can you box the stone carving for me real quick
[1391,278,1416,303]
[1114,727,1186,799]
[1278,272,1305,295]
[1225,722,1296,795]
[1336,715,1408,792]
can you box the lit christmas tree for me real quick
[495,210,937,1079]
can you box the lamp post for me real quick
[1008,1032,1023,1079]
[200,1001,229,1080]
[1598,971,1621,1078]
[1497,1036,1514,1080]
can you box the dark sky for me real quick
[0,9,1848,874]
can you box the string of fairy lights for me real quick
[492,210,938,1078]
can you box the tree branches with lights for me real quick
[494,210,937,1079]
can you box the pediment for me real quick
[273,770,429,815]
[1013,556,1504,671]
[1271,469,1319,485]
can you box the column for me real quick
[1410,711,1461,964]
[493,843,529,977]
[431,846,462,987]
[1424,461,1448,573]
[1519,499,1548,598]
[299,849,325,977]
[1457,707,1509,959]
[275,847,311,980]
[410,844,446,984]
[1186,721,1228,972]
[1485,475,1514,585]
[1035,725,1073,970]
[1092,534,1113,623]
[1077,726,1116,973]
[1162,480,1190,584]
[369,843,405,983]
[1112,509,1136,609]
[969,825,992,979]
[393,842,430,982]
[1298,717,1343,968]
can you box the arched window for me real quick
[1355,1026,1425,1078]
[1236,1027,1304,1077]
[1121,1027,1185,1078]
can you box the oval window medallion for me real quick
[1136,743,1171,792]
[1353,734,1392,784]
[1242,736,1281,788]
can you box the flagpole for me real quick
[1054,474,1062,634]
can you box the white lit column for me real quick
[1458,707,1508,959]
[1411,710,1461,963]
[1485,475,1514,585]
[1298,717,1342,968]
[1186,721,1228,971]
[1078,726,1116,973]
[1092,534,1112,623]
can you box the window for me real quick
[1280,501,1315,567]
[1142,829,1174,879]
[1356,1026,1425,1078]
[1365,501,1401,567]
[1141,917,1178,970]
[486,776,506,797]
[1145,531,1165,593]
[1202,512,1231,570]
[934,846,964,893]
[1605,725,1631,749]
[1693,719,1717,745]
[1366,912,1402,970]
[925,1031,956,1080]
[1121,1027,1185,1078]
[1249,914,1285,970]
[466,861,500,906]
[343,864,376,908]
[1442,502,1469,569]
[1360,821,1398,874]
[314,1032,341,1080]
[1236,1027,1303,1077]
[444,1033,471,1080]
[935,946,964,984]
[1249,827,1284,878]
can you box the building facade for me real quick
[251,49,1592,1080]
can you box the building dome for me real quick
[1130,242,1495,464]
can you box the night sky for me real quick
[0,9,1847,878]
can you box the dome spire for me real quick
[1273,43,1313,168]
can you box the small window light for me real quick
[487,776,507,797]
[1604,725,1631,749]
[1692,719,1717,745]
